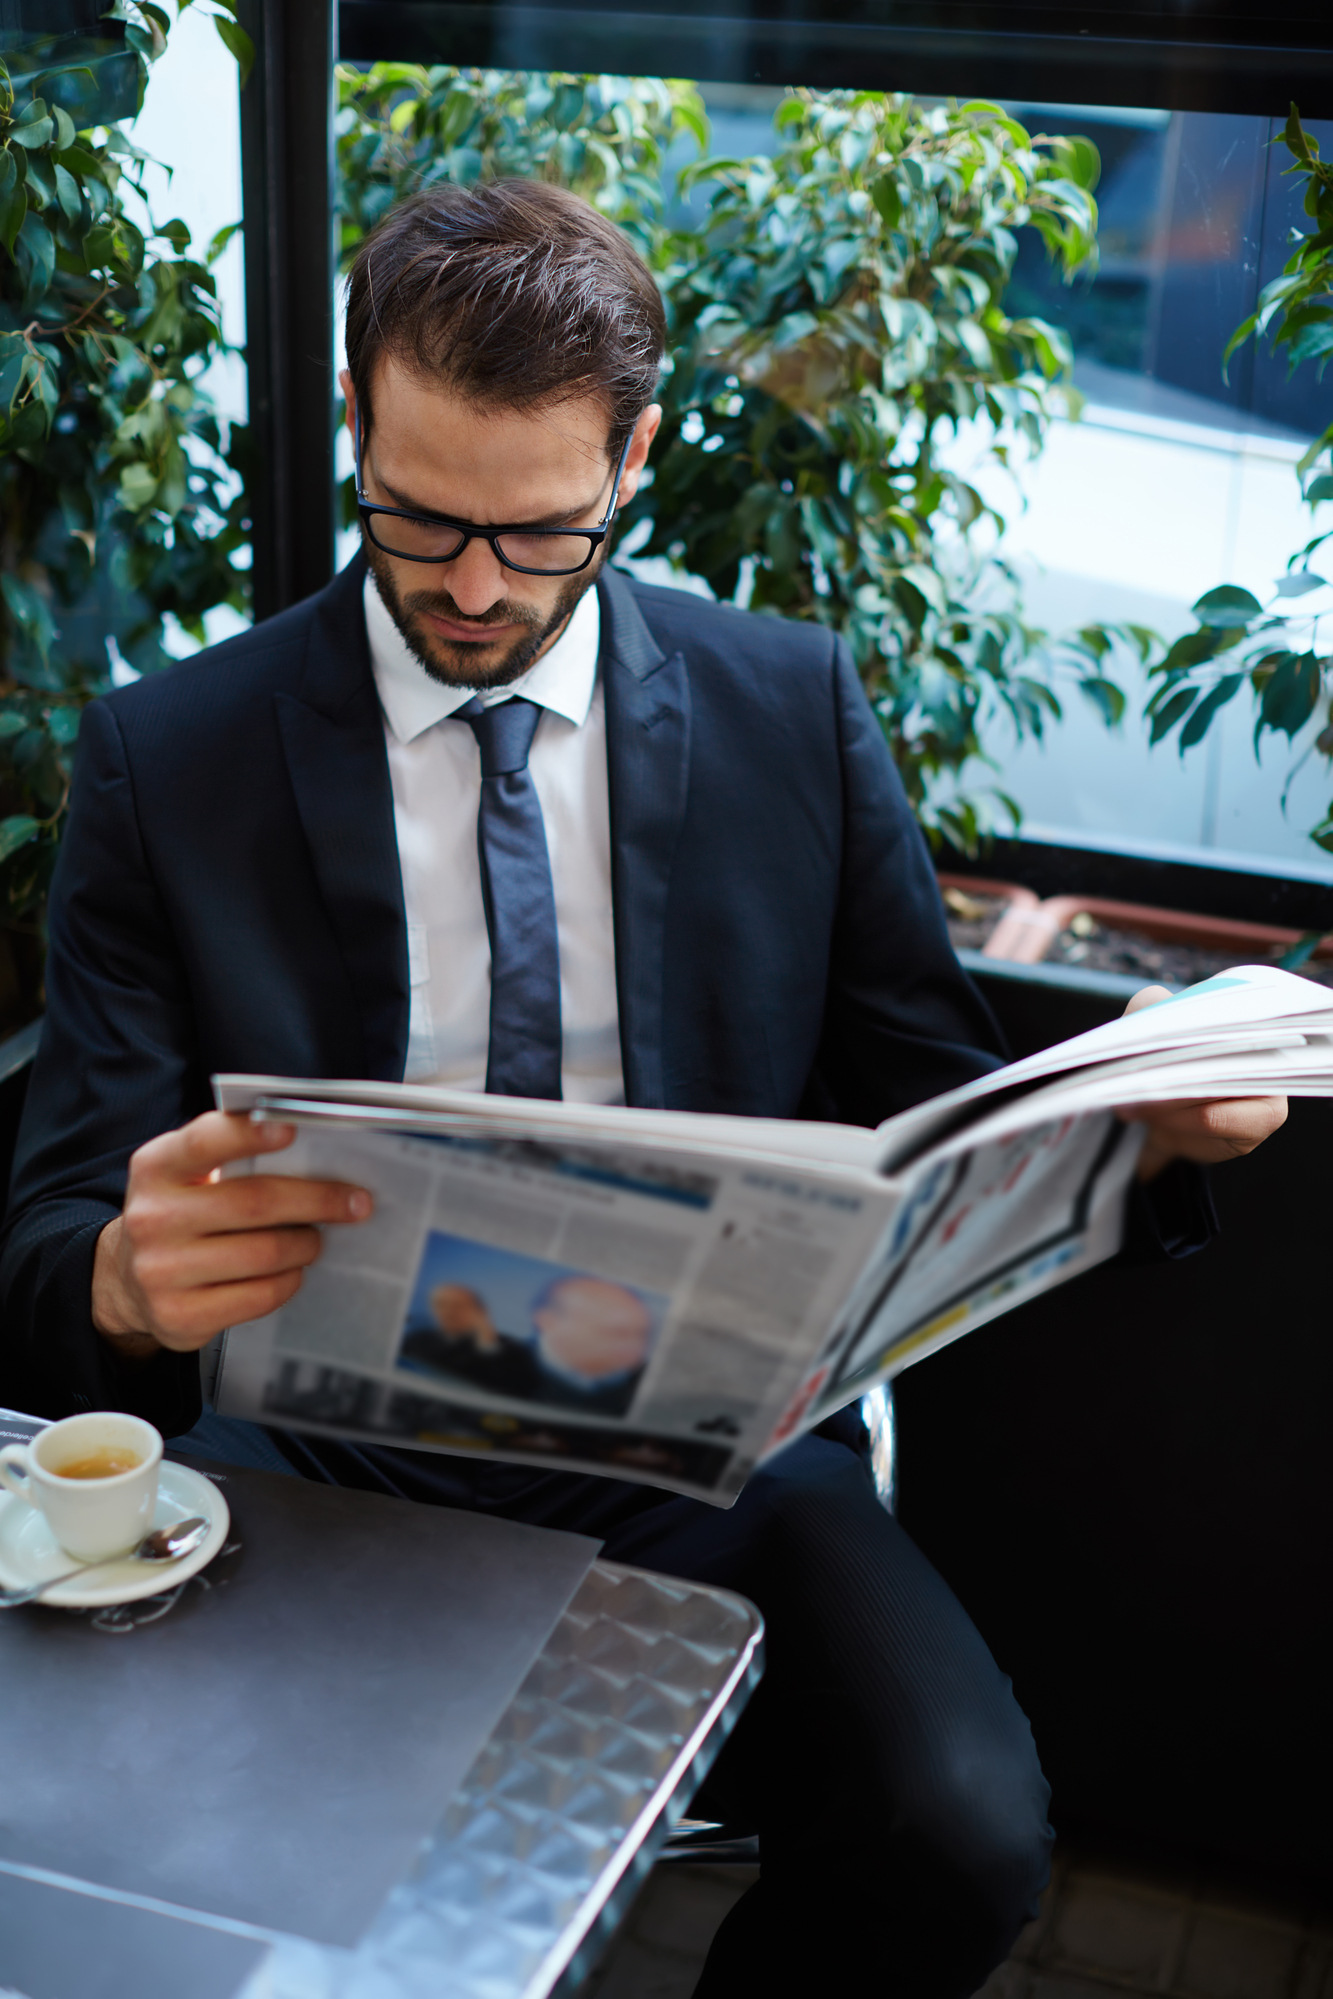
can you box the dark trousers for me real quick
[267,1409,1054,1997]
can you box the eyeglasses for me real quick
[354,412,633,577]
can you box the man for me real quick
[0,179,1283,1995]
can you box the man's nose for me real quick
[441,537,511,616]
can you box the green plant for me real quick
[627,90,1149,842]
[336,65,703,260]
[0,3,249,1033]
[337,72,1137,848]
[1145,108,1333,855]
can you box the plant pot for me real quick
[980,891,1333,970]
[935,875,1041,955]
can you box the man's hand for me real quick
[1117,984,1288,1181]
[92,1113,374,1361]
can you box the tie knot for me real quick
[458,696,543,778]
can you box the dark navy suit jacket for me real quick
[0,555,1013,1434]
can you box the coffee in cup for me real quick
[57,1448,144,1481]
[0,1413,163,1562]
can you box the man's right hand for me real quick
[91,1112,374,1361]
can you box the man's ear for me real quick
[616,403,662,507]
[339,368,357,439]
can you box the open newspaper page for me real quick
[796,964,1333,1427]
[212,1108,899,1504]
[212,966,1333,1504]
[873,964,1333,1172]
[798,1106,1143,1428]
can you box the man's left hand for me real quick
[1116,984,1288,1181]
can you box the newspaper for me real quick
[212,965,1333,1503]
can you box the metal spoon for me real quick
[0,1516,211,1608]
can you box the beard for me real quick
[364,538,601,690]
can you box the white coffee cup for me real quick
[0,1412,163,1562]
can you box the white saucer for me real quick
[0,1460,231,1609]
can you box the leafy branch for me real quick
[1145,107,1333,852]
[0,7,251,1031]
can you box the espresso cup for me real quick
[0,1412,163,1562]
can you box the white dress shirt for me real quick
[364,572,626,1104]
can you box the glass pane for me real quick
[324,61,1333,877]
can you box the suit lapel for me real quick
[599,567,691,1110]
[274,556,410,1082]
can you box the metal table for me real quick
[0,1410,763,1999]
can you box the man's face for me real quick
[532,1278,653,1382]
[342,356,659,689]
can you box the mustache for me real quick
[402,589,542,635]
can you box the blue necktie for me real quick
[456,696,563,1100]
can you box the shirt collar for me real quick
[364,570,601,747]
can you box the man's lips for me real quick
[421,609,519,644]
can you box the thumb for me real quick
[1123,984,1173,1017]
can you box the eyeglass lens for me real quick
[366,514,597,573]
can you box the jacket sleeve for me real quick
[0,699,205,1433]
[799,638,1009,1127]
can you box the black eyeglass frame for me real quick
[353,411,635,576]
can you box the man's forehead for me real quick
[367,355,613,468]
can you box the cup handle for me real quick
[0,1444,38,1508]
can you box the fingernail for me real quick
[347,1190,373,1220]
[259,1121,294,1147]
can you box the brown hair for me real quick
[343,179,666,456]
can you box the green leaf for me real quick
[1259,650,1322,738]
[1273,569,1328,597]
[214,14,256,85]
[0,712,27,740]
[1221,312,1257,378]
[1308,474,1333,505]
[15,209,56,300]
[1148,686,1199,745]
[1284,319,1333,371]
[870,174,901,229]
[0,177,26,258]
[9,101,55,150]
[1297,419,1333,481]
[1283,104,1314,166]
[1193,584,1263,629]
[53,162,81,223]
[1055,134,1100,192]
[22,152,57,211]
[1151,625,1226,676]
[46,706,81,745]
[1277,931,1323,971]
[1178,673,1243,751]
[118,461,160,511]
[0,816,40,864]
[205,219,242,264]
[1078,676,1125,726]
[1,572,54,653]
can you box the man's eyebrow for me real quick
[374,473,598,530]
